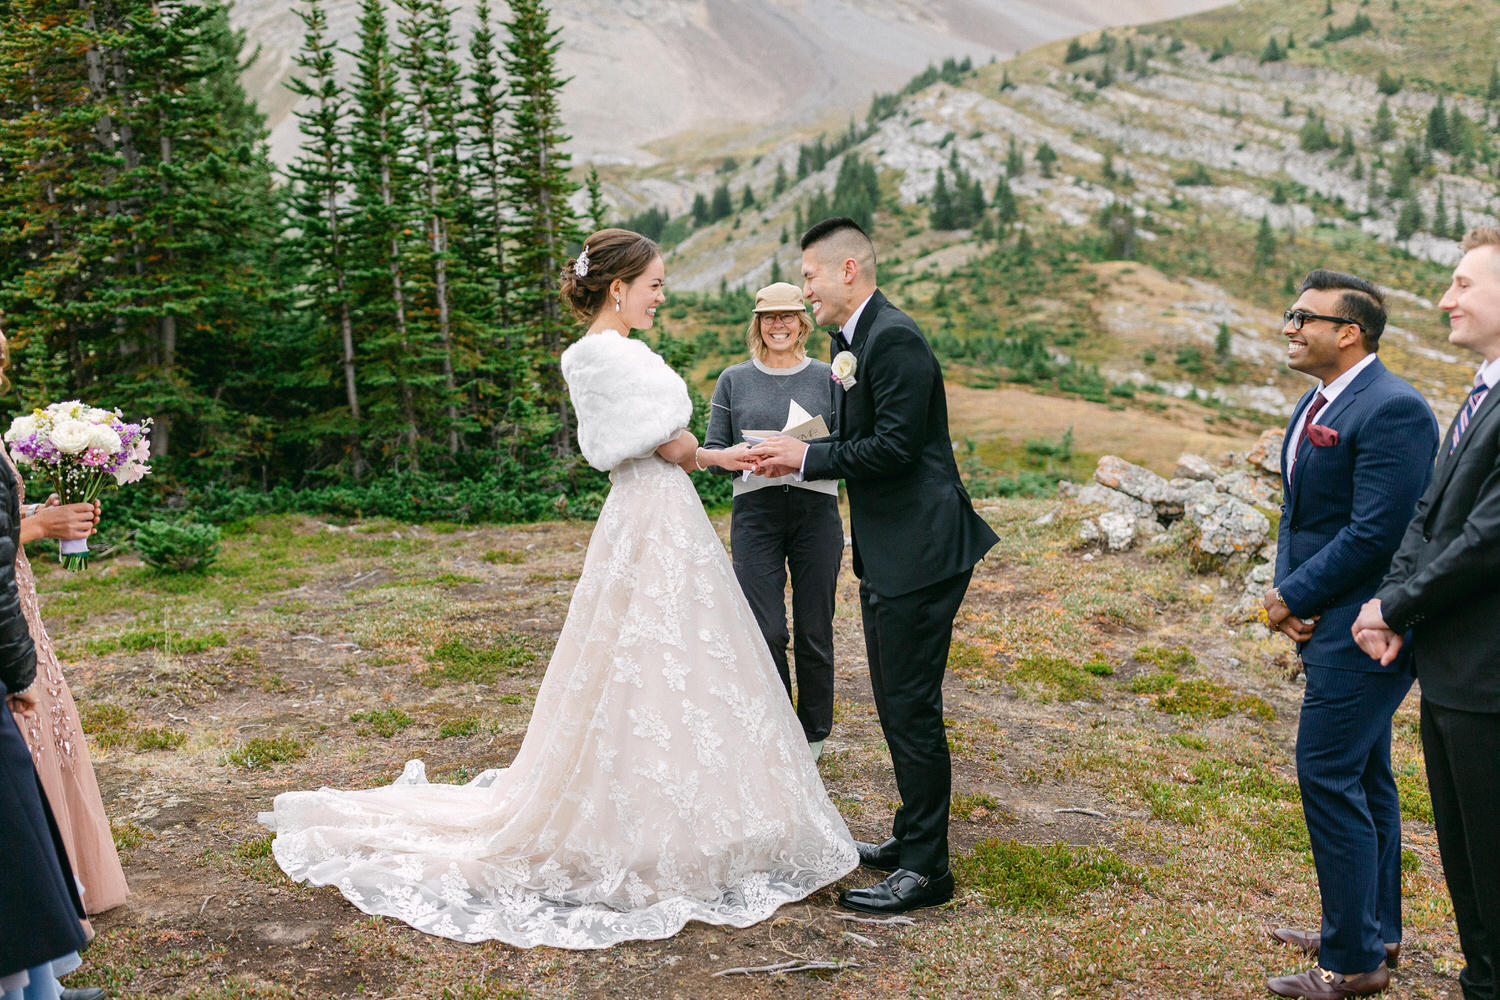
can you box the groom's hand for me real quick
[749,436,808,479]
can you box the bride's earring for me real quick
[614,294,621,312]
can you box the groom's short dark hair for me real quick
[800,217,877,277]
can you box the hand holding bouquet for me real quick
[4,401,152,569]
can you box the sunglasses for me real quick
[1283,309,1364,333]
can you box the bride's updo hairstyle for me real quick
[560,228,660,322]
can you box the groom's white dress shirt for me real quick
[796,292,876,479]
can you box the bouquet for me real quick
[4,401,152,569]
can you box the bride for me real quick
[264,228,858,949]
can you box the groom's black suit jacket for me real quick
[1376,382,1500,711]
[803,289,998,597]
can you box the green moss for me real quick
[226,736,306,770]
[1133,644,1197,671]
[954,839,1139,911]
[349,708,415,737]
[135,727,187,751]
[438,717,481,738]
[1395,760,1433,822]
[1154,678,1275,720]
[421,637,536,686]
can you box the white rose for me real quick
[831,350,858,389]
[85,407,113,423]
[85,423,123,455]
[4,413,38,443]
[49,418,93,454]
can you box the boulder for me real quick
[1215,468,1279,508]
[1246,428,1285,476]
[1186,492,1271,557]
[1081,510,1138,551]
[1077,482,1156,521]
[1095,455,1187,518]
[1174,453,1218,481]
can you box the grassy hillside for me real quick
[607,0,1496,482]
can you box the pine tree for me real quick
[1372,100,1396,142]
[740,184,755,211]
[993,174,1018,227]
[499,0,581,455]
[347,0,423,465]
[929,168,954,230]
[772,160,788,197]
[1434,183,1449,237]
[285,0,365,477]
[1427,96,1451,152]
[1254,215,1277,272]
[1395,193,1423,242]
[1034,142,1057,177]
[397,0,469,455]
[585,167,606,230]
[1006,136,1024,177]
[1489,61,1500,103]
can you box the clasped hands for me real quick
[744,435,809,479]
[1263,588,1318,642]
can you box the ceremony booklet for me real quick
[740,401,830,480]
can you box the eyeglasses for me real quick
[1284,309,1364,333]
[761,313,801,326]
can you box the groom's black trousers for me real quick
[860,567,972,877]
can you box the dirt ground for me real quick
[34,501,1464,1000]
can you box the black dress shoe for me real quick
[838,868,954,914]
[60,988,107,1000]
[855,837,901,872]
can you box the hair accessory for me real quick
[574,245,590,277]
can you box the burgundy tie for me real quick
[1291,392,1326,483]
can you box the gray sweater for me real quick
[705,357,838,496]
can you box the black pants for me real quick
[1422,697,1500,1000]
[730,486,842,742]
[861,568,973,877]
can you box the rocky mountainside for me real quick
[233,0,1226,165]
[623,0,1496,443]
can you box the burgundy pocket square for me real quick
[1306,424,1339,447]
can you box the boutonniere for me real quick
[831,351,857,389]
[1306,424,1339,447]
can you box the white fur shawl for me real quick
[561,331,692,472]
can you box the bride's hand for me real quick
[709,443,755,472]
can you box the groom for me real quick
[751,217,998,913]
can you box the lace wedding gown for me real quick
[265,332,857,948]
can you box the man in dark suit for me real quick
[1355,227,1500,1000]
[749,217,998,914]
[1260,270,1437,1000]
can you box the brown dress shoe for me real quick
[1265,926,1400,969]
[1267,965,1390,999]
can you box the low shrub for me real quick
[134,520,221,572]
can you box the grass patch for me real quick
[225,736,306,770]
[234,835,274,859]
[1133,644,1197,671]
[1154,678,1275,720]
[1010,654,1112,701]
[111,819,147,851]
[482,548,525,564]
[134,726,187,751]
[79,703,133,749]
[438,716,480,738]
[954,839,1138,911]
[1395,760,1433,822]
[952,791,1014,823]
[421,637,535,686]
[350,707,415,737]
[85,628,229,656]
[948,638,992,677]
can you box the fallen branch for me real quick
[712,960,860,977]
[833,914,915,926]
[841,931,878,948]
[1054,807,1108,818]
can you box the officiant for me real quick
[702,281,841,758]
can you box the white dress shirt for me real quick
[1285,352,1379,479]
[1476,354,1500,392]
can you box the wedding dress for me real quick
[264,331,857,948]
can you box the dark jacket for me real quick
[1,461,89,977]
[802,290,998,596]
[1274,358,1437,671]
[1377,376,1500,710]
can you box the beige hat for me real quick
[752,282,807,313]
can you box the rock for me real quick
[1094,455,1188,518]
[1246,428,1285,475]
[1098,511,1137,551]
[1215,468,1279,508]
[1186,492,1271,557]
[1231,556,1277,621]
[1174,453,1218,481]
[1077,482,1156,520]
[1057,480,1080,499]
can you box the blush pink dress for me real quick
[4,449,129,914]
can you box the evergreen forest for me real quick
[0,0,602,522]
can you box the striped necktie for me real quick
[1450,381,1491,455]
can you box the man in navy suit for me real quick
[1355,227,1500,1000]
[1262,269,1438,1000]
